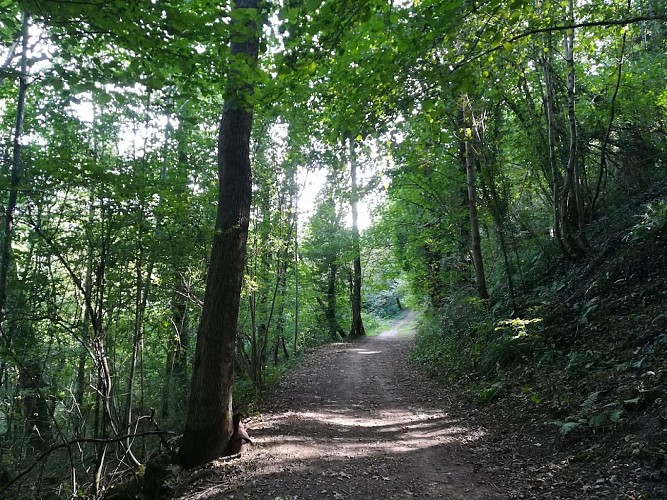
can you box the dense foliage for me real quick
[0,0,664,496]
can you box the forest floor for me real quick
[169,310,660,500]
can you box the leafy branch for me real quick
[453,15,667,72]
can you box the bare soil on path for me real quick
[176,313,509,499]
[232,312,501,499]
[172,312,655,499]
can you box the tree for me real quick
[179,0,264,468]
[348,139,366,336]
[302,180,350,340]
[461,95,489,300]
[0,10,28,323]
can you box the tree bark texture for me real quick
[179,0,260,468]
[539,39,567,255]
[564,13,585,234]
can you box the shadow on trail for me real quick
[178,314,502,499]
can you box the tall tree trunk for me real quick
[0,10,54,452]
[348,141,365,337]
[75,200,95,437]
[124,93,157,445]
[160,115,191,420]
[293,225,300,354]
[269,226,291,366]
[325,261,342,338]
[19,355,52,450]
[462,96,489,300]
[273,177,297,365]
[247,195,267,386]
[179,0,261,468]
[592,6,628,215]
[124,221,153,458]
[562,3,587,253]
[477,107,518,312]
[161,282,188,419]
[539,38,569,256]
[422,236,444,308]
[0,12,48,449]
[0,11,28,323]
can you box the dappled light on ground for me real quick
[348,348,383,355]
[251,407,481,466]
[177,312,503,500]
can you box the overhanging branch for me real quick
[453,14,667,72]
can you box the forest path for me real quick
[179,312,507,499]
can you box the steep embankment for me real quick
[451,184,667,499]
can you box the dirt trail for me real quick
[178,313,508,499]
[171,311,667,500]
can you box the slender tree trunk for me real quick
[273,186,296,365]
[462,96,489,300]
[179,0,261,468]
[160,117,192,419]
[0,11,54,452]
[161,283,187,419]
[124,224,153,456]
[125,94,157,443]
[0,11,28,323]
[348,141,365,337]
[19,355,52,449]
[421,233,443,308]
[249,263,259,384]
[481,169,518,312]
[75,200,95,437]
[563,3,587,251]
[74,351,87,434]
[592,0,629,215]
[271,241,291,364]
[247,201,263,385]
[539,40,568,255]
[477,106,518,312]
[325,261,341,338]
[293,226,300,354]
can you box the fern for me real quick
[582,391,601,413]
[552,420,583,436]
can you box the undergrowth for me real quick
[411,295,548,403]
[410,187,667,488]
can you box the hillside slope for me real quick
[413,182,667,498]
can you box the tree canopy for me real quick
[0,0,665,495]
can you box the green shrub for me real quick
[411,294,546,403]
[625,200,667,242]
[363,290,405,319]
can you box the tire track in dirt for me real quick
[182,313,504,499]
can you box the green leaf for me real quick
[98,92,113,105]
[609,409,623,423]
[552,420,582,436]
